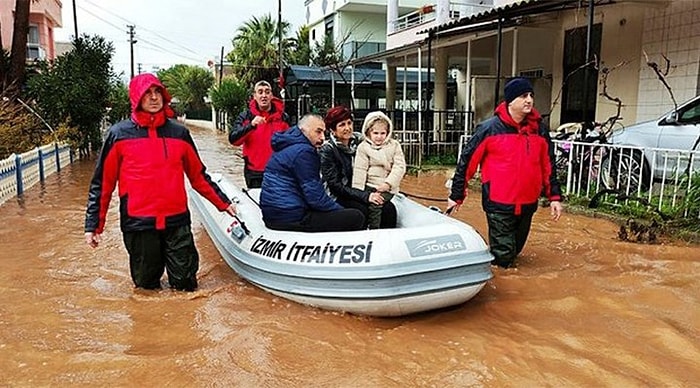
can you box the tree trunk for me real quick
[6,0,31,91]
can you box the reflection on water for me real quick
[0,126,698,386]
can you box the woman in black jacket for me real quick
[319,106,397,228]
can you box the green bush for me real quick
[209,78,248,118]
[422,153,457,166]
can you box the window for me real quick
[27,25,44,60]
[324,16,334,38]
[519,69,544,78]
[679,99,700,124]
[27,25,39,44]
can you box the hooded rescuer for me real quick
[84,73,236,292]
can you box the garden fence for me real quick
[0,143,73,206]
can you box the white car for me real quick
[607,95,700,190]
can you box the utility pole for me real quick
[127,25,137,79]
[72,0,78,39]
[218,46,224,87]
[581,0,595,137]
[137,63,143,75]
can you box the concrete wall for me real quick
[549,3,647,128]
[470,76,551,126]
[337,11,386,43]
[636,0,700,122]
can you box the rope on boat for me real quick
[399,191,454,215]
[399,191,445,202]
[241,187,260,207]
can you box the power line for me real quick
[76,5,127,34]
[76,3,207,65]
[81,0,205,57]
[136,37,204,63]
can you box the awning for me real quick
[420,0,617,36]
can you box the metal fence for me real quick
[216,107,476,168]
[453,135,700,220]
[0,143,74,206]
[552,139,700,219]
[356,109,475,167]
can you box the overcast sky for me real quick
[55,0,307,80]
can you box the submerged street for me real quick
[0,125,698,386]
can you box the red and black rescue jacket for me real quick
[228,97,290,172]
[450,103,562,215]
[84,74,231,234]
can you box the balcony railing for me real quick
[393,6,437,32]
[392,1,494,34]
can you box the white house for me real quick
[365,0,700,130]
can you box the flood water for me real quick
[1,125,698,387]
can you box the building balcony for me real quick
[387,1,494,49]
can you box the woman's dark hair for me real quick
[324,105,353,132]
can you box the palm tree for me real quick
[157,64,214,112]
[226,14,292,86]
[288,25,311,66]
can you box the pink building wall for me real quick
[1,0,62,60]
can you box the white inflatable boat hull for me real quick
[191,174,493,316]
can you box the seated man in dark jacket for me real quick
[260,114,365,232]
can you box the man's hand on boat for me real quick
[84,204,236,248]
[85,232,101,248]
[223,204,237,216]
[446,198,462,215]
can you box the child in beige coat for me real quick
[352,111,406,229]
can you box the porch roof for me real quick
[421,0,617,36]
[352,0,616,66]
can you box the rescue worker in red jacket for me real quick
[447,77,563,268]
[84,73,236,291]
[229,80,290,188]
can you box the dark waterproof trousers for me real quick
[485,211,534,268]
[366,190,395,229]
[336,197,397,229]
[265,208,365,233]
[123,224,199,291]
[244,167,263,189]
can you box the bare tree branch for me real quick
[598,60,628,134]
[643,50,677,110]
[548,55,598,117]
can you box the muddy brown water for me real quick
[0,126,698,387]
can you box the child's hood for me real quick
[361,111,394,139]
